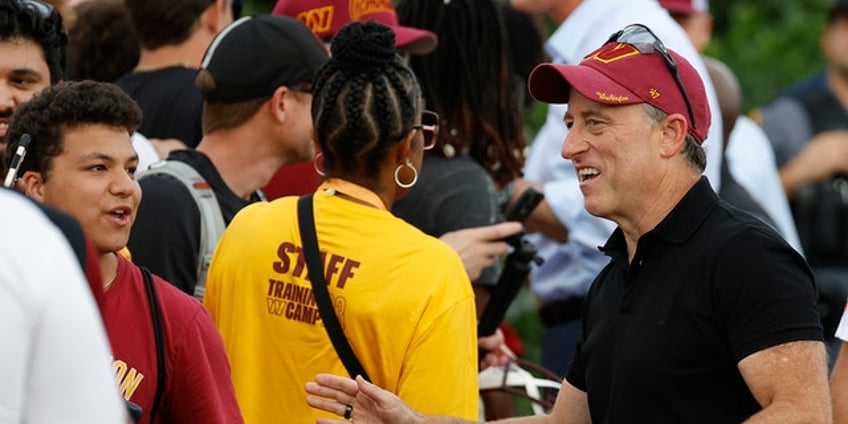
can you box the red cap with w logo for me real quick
[527,40,710,143]
[273,0,438,55]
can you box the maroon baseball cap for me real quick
[272,0,438,55]
[658,0,709,15]
[527,40,711,143]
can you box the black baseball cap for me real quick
[198,15,329,103]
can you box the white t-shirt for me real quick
[132,131,161,172]
[726,116,803,255]
[835,305,848,342]
[0,190,125,423]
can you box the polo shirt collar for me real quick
[601,177,718,257]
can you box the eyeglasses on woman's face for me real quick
[410,110,439,150]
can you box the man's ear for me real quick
[268,86,290,124]
[200,0,231,35]
[659,113,688,159]
[18,170,46,202]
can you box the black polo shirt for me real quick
[566,177,822,423]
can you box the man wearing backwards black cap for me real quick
[128,15,328,297]
[494,0,724,382]
[303,25,830,424]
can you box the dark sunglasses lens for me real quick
[617,26,657,46]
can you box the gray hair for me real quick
[642,104,706,173]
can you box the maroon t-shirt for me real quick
[101,254,243,423]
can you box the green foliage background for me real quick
[242,0,275,15]
[708,0,831,112]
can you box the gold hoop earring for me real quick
[312,152,326,177]
[394,159,418,188]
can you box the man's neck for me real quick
[134,34,209,72]
[619,173,700,263]
[196,127,291,200]
[99,251,119,291]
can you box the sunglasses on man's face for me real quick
[606,24,697,131]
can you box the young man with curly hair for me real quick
[6,80,243,424]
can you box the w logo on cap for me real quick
[298,6,334,34]
[585,43,640,65]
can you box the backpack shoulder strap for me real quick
[137,161,225,300]
[140,266,165,423]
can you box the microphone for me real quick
[4,134,31,188]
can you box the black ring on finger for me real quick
[344,404,353,420]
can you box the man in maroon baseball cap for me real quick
[523,25,824,422]
[302,23,829,424]
[272,0,437,55]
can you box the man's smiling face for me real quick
[0,36,51,147]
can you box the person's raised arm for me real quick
[778,130,848,198]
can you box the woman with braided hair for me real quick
[203,21,479,423]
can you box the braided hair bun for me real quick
[311,19,420,179]
[331,21,397,72]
